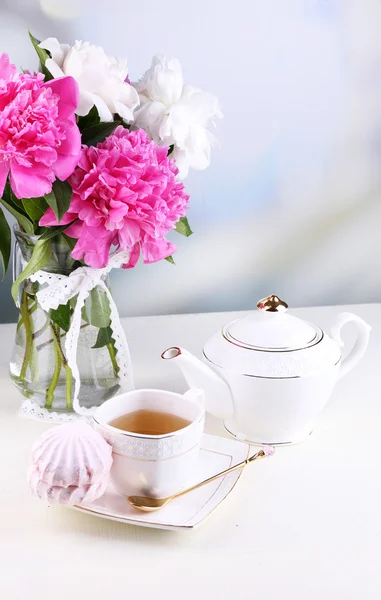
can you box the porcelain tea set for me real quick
[28,295,371,529]
[162,294,371,444]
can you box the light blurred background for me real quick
[0,0,380,322]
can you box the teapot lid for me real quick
[224,295,321,351]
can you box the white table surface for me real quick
[0,303,380,599]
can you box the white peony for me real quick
[133,56,222,178]
[39,38,139,122]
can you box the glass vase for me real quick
[10,228,123,416]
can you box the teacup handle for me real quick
[183,388,205,406]
[331,312,371,379]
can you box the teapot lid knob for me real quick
[257,294,288,313]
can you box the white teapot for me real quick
[162,295,371,445]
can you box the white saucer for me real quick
[74,433,250,531]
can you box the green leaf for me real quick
[61,233,77,251]
[28,31,49,64]
[77,105,100,130]
[82,288,111,328]
[44,180,72,223]
[0,206,11,279]
[175,216,193,237]
[81,121,121,146]
[50,303,71,332]
[21,197,48,223]
[55,233,79,270]
[0,182,34,235]
[11,238,52,304]
[167,144,175,156]
[165,255,175,265]
[114,116,130,129]
[28,31,53,81]
[39,222,75,241]
[92,326,114,349]
[17,302,37,331]
[41,65,53,82]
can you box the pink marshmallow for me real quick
[28,422,112,506]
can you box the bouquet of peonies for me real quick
[1,33,221,418]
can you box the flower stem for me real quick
[17,301,37,331]
[30,338,39,382]
[19,291,33,381]
[36,323,89,352]
[106,342,119,378]
[45,326,62,409]
[50,323,73,410]
[65,365,73,411]
[33,315,50,340]
[49,323,73,410]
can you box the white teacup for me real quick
[94,388,205,498]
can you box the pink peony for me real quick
[0,53,81,199]
[40,127,190,268]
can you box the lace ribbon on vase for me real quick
[19,399,92,423]
[29,251,134,416]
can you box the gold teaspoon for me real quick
[127,446,274,512]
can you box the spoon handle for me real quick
[172,448,267,501]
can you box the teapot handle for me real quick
[331,312,371,379]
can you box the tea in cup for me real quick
[93,388,205,498]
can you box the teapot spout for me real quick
[161,347,234,420]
